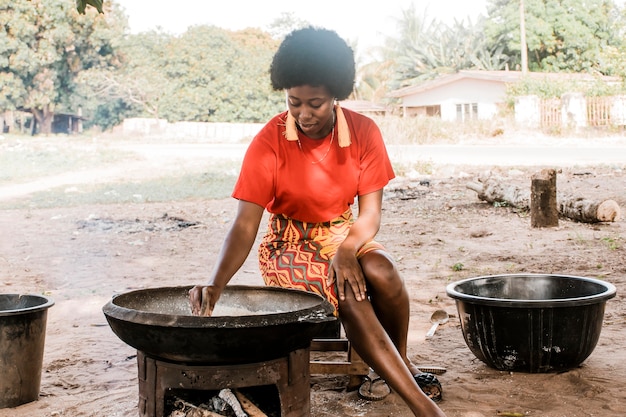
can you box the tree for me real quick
[384,5,509,90]
[76,0,103,14]
[78,30,173,122]
[157,26,283,123]
[0,0,126,134]
[484,0,626,74]
[82,25,284,124]
[266,12,310,40]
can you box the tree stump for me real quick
[530,168,559,228]
[465,173,621,223]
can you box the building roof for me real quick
[389,70,622,98]
[339,100,388,113]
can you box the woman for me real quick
[189,26,447,417]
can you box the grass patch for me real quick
[1,171,237,210]
[391,160,434,177]
[0,135,134,186]
[0,134,242,209]
[373,115,507,144]
[600,235,622,250]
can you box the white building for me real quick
[389,70,621,123]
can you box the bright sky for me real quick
[121,0,487,54]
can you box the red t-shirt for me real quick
[232,108,395,223]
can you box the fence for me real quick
[539,99,561,128]
[120,118,264,142]
[536,95,626,129]
[586,96,613,127]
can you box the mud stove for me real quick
[102,286,335,417]
[137,348,311,417]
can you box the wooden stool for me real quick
[309,320,369,391]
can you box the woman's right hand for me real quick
[188,201,263,316]
[189,285,222,316]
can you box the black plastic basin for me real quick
[446,274,616,373]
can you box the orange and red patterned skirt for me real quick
[258,209,384,314]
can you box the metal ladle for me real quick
[425,309,449,338]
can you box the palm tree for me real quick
[384,5,510,90]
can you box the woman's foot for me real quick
[412,371,443,402]
[408,363,443,402]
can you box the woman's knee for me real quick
[360,251,405,296]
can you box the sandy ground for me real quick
[1,136,625,417]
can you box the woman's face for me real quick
[286,85,335,139]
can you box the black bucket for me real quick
[446,274,616,373]
[0,294,54,408]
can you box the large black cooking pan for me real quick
[102,285,335,364]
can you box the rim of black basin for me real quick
[102,285,335,329]
[0,294,55,316]
[446,273,616,308]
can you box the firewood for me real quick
[234,390,268,417]
[168,398,226,417]
[558,197,621,223]
[186,409,224,417]
[466,176,621,223]
[218,389,247,417]
[466,178,530,208]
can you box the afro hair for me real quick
[270,26,355,100]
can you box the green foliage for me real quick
[12,0,626,130]
[600,235,622,250]
[76,0,103,14]
[384,5,509,89]
[159,26,283,123]
[266,12,310,40]
[484,0,626,74]
[80,25,285,124]
[90,98,134,130]
[0,0,126,133]
[505,74,625,99]
[599,44,626,78]
[382,0,626,97]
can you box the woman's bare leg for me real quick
[358,250,420,373]
[338,289,446,417]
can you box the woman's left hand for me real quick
[328,190,383,303]
[328,245,366,302]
